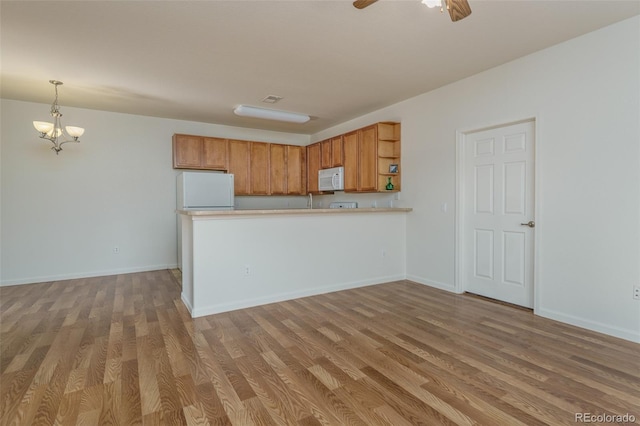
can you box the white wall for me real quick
[0,100,308,285]
[314,16,640,342]
[183,212,407,317]
[314,191,399,209]
[235,195,308,210]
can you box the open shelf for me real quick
[376,122,401,192]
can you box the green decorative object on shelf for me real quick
[385,177,394,190]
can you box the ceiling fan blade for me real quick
[353,0,378,9]
[447,0,472,22]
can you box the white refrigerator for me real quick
[177,171,234,210]
[177,171,234,269]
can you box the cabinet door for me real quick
[320,140,332,169]
[173,134,202,169]
[270,144,287,195]
[250,142,270,195]
[286,145,306,195]
[342,131,358,192]
[358,125,378,192]
[202,137,228,170]
[331,135,343,167]
[228,140,250,195]
[306,143,321,194]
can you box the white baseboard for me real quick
[406,274,457,293]
[190,274,405,318]
[536,307,640,344]
[0,263,178,287]
[181,292,194,315]
[406,275,639,344]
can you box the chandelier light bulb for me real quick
[66,126,85,138]
[33,121,54,134]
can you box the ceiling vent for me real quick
[262,95,283,104]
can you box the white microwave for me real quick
[318,166,344,191]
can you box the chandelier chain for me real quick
[50,82,62,117]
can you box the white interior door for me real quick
[462,120,535,307]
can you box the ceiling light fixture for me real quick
[33,80,85,155]
[422,0,441,8]
[233,105,310,124]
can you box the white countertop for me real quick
[177,207,412,216]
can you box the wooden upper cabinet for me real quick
[358,125,378,192]
[173,134,204,169]
[270,144,287,195]
[320,140,332,169]
[342,131,358,192]
[342,122,400,193]
[173,134,228,170]
[180,137,308,196]
[331,135,343,167]
[271,144,306,195]
[202,137,228,170]
[173,122,399,196]
[250,142,270,195]
[314,137,343,170]
[306,142,322,194]
[228,140,250,195]
[286,145,306,195]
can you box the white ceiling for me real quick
[2,0,639,134]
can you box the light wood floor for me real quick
[1,270,638,425]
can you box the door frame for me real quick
[454,117,540,312]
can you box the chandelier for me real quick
[33,80,85,155]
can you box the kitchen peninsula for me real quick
[178,207,411,317]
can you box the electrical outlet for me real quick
[244,265,251,276]
[633,285,640,300]
[113,247,119,254]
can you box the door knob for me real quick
[520,220,535,228]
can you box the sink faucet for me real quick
[308,193,313,209]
